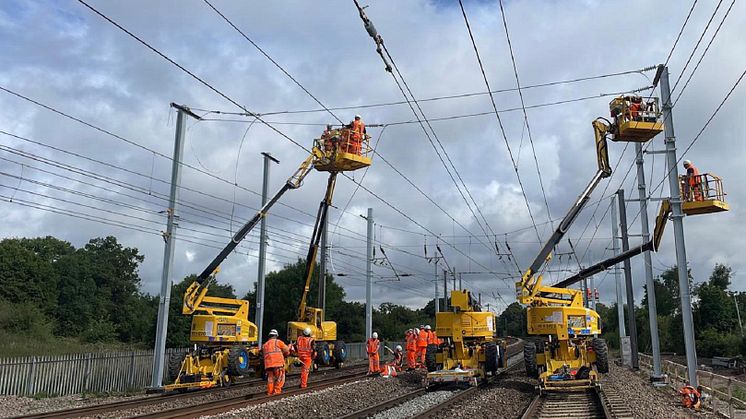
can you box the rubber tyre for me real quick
[315,342,331,367]
[168,351,187,382]
[591,337,609,373]
[425,343,438,372]
[484,342,499,375]
[524,342,539,378]
[333,341,347,368]
[227,346,251,377]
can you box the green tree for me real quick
[496,302,526,337]
[709,263,732,290]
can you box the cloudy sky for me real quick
[1,0,744,315]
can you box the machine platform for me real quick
[679,172,729,215]
[314,128,372,172]
[609,96,663,142]
[425,368,481,387]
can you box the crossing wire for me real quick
[673,0,736,107]
[664,0,699,67]
[457,0,541,242]
[198,3,497,256]
[377,42,497,249]
[671,0,726,94]
[190,67,656,117]
[494,0,553,227]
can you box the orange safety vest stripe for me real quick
[367,338,380,354]
[416,332,428,346]
[297,336,314,354]
[405,335,417,350]
[263,338,287,368]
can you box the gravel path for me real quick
[0,393,149,418]
[0,361,367,419]
[427,364,535,419]
[213,370,425,419]
[371,390,452,419]
[601,362,718,419]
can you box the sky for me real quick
[1,0,745,316]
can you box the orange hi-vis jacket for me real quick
[367,338,380,355]
[427,330,439,345]
[405,333,417,351]
[263,338,289,369]
[687,164,700,186]
[352,120,365,138]
[416,330,428,348]
[296,336,314,357]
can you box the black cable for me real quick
[202,0,345,125]
[190,67,656,117]
[664,0,699,67]
[671,0,725,94]
[458,0,541,242]
[495,0,553,226]
[673,0,736,106]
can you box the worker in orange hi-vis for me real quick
[366,332,381,375]
[405,329,417,371]
[416,326,428,366]
[262,329,290,395]
[349,114,365,155]
[295,327,315,389]
[683,160,703,202]
[426,324,439,346]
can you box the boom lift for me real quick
[515,95,663,392]
[166,127,371,391]
[287,128,372,369]
[424,289,506,387]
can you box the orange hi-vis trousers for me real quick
[368,352,380,374]
[299,355,312,388]
[406,350,417,369]
[416,346,427,364]
[266,367,286,395]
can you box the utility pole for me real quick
[611,196,627,338]
[618,189,639,370]
[635,143,662,380]
[660,65,698,386]
[443,269,448,311]
[318,214,328,312]
[434,259,440,313]
[151,103,199,388]
[458,272,462,290]
[256,152,279,347]
[365,208,373,339]
[734,294,744,337]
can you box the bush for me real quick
[0,302,54,340]
[696,328,742,358]
[81,319,118,343]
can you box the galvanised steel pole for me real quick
[151,104,193,388]
[635,142,662,379]
[256,152,278,347]
[660,65,698,386]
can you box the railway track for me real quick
[341,341,525,419]
[134,368,370,419]
[520,386,634,419]
[12,364,367,419]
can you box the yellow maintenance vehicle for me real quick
[166,126,371,390]
[286,127,372,369]
[424,289,506,387]
[515,95,662,391]
[517,93,729,392]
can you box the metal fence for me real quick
[640,353,746,418]
[0,348,189,396]
[0,342,381,397]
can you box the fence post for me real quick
[25,356,36,396]
[128,351,135,388]
[83,353,92,392]
[728,378,734,419]
[709,373,716,414]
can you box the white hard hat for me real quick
[396,345,402,351]
[425,325,432,330]
[269,329,279,337]
[303,327,312,336]
[415,328,420,334]
[372,332,378,339]
[354,114,361,119]
[683,159,692,167]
